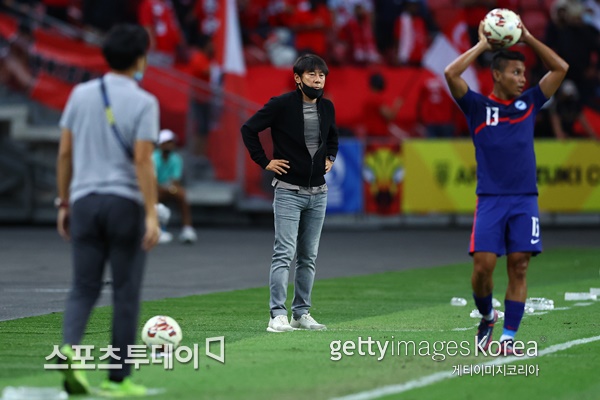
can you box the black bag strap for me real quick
[99,77,134,159]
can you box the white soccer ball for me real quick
[483,8,522,48]
[141,315,183,350]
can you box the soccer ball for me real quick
[141,315,183,350]
[483,8,522,48]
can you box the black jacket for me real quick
[241,89,339,187]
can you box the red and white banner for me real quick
[443,9,471,54]
[423,9,479,94]
[201,0,246,76]
[206,0,249,183]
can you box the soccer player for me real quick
[444,20,568,355]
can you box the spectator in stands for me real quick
[361,72,405,138]
[169,0,197,43]
[574,0,600,109]
[0,19,35,93]
[371,0,403,62]
[329,0,374,27]
[265,0,295,28]
[138,0,184,65]
[393,0,430,66]
[191,0,220,48]
[238,0,271,65]
[416,73,456,137]
[546,0,600,105]
[153,129,198,244]
[549,80,598,140]
[264,28,298,67]
[178,39,215,159]
[288,0,333,58]
[344,3,381,64]
[238,0,269,37]
[328,0,379,64]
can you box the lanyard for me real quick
[99,77,134,159]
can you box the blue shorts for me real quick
[469,195,542,257]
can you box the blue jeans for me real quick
[270,188,327,319]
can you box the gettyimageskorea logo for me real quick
[329,336,538,362]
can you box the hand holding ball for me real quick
[482,8,522,48]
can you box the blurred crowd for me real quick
[1,0,599,139]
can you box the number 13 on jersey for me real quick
[486,106,499,126]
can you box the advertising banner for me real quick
[363,142,403,215]
[404,140,600,212]
[326,139,363,214]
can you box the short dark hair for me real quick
[293,54,329,76]
[491,50,526,72]
[102,24,149,71]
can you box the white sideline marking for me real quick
[3,288,111,293]
[4,288,70,293]
[333,329,452,333]
[331,335,600,400]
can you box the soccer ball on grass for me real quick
[482,8,522,48]
[141,315,183,352]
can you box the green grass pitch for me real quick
[1,249,599,399]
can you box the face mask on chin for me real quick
[133,71,144,83]
[133,57,147,83]
[299,81,323,100]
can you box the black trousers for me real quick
[63,193,146,379]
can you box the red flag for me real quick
[211,0,246,75]
[442,9,471,54]
[207,0,249,183]
[424,7,480,95]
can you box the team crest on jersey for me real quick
[515,100,527,110]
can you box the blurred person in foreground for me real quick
[444,19,568,355]
[241,54,338,333]
[56,24,159,396]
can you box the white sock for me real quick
[500,334,514,342]
[484,310,495,321]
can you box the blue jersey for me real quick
[456,86,548,195]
